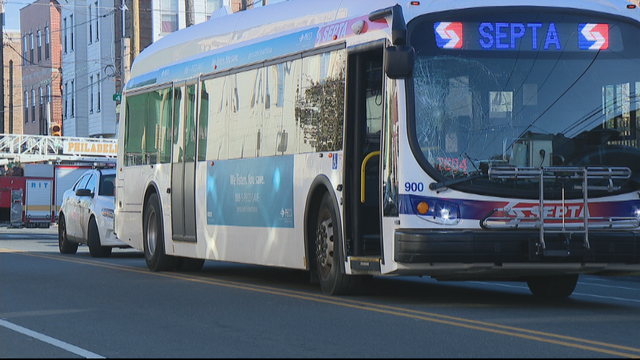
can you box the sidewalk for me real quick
[0,222,58,234]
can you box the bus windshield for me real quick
[408,9,640,198]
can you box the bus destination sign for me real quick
[434,21,613,51]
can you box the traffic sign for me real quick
[113,93,122,101]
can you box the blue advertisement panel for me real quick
[206,156,294,228]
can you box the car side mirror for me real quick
[75,189,93,197]
[384,45,414,79]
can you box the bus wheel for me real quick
[315,193,361,295]
[527,274,578,298]
[58,215,78,254]
[88,217,112,258]
[143,193,177,271]
[176,257,205,272]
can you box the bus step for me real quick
[349,256,381,273]
[363,234,381,255]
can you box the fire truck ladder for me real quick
[481,166,638,257]
[0,134,117,165]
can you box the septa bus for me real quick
[115,0,640,297]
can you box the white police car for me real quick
[58,166,129,257]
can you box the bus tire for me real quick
[143,193,177,271]
[58,214,78,254]
[88,217,112,258]
[176,257,205,272]
[527,274,578,298]
[315,192,362,295]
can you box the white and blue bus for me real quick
[115,0,640,297]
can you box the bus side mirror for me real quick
[384,45,414,79]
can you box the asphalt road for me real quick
[1,224,639,358]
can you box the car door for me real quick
[64,174,88,240]
[77,173,97,243]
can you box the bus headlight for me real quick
[411,199,460,225]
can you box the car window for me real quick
[99,174,115,196]
[74,174,89,191]
[85,174,97,193]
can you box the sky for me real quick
[3,0,26,32]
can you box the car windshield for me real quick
[408,8,640,198]
[99,174,115,196]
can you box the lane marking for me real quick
[0,319,105,359]
[469,281,640,303]
[9,251,640,358]
[578,282,639,291]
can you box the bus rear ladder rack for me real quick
[482,166,637,256]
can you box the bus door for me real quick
[171,81,199,242]
[345,44,384,266]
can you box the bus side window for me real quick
[173,87,183,162]
[184,84,197,162]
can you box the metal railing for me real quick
[481,166,638,255]
[0,133,117,164]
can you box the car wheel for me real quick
[143,193,177,271]
[58,215,78,254]
[88,217,112,258]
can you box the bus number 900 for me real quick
[405,182,424,192]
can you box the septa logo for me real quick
[434,22,463,49]
[578,23,609,50]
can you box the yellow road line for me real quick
[12,251,640,358]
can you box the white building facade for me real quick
[61,0,118,138]
[61,0,231,138]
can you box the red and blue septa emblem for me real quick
[578,23,609,50]
[434,22,463,49]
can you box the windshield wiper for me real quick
[429,173,488,191]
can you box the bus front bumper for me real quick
[394,230,640,265]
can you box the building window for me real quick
[63,82,67,119]
[90,76,94,113]
[63,17,67,53]
[37,30,41,62]
[45,26,50,59]
[95,1,99,41]
[88,5,92,44]
[97,73,101,112]
[31,89,36,123]
[22,35,27,65]
[39,87,44,125]
[206,0,222,20]
[46,85,51,121]
[29,33,34,64]
[71,80,75,117]
[24,91,28,123]
[70,15,74,51]
[161,0,178,33]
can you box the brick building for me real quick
[19,0,62,136]
[2,31,24,134]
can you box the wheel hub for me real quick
[316,218,334,269]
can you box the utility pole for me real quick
[1,0,5,134]
[9,60,13,133]
[185,0,194,27]
[131,0,140,60]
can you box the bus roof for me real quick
[127,0,638,89]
